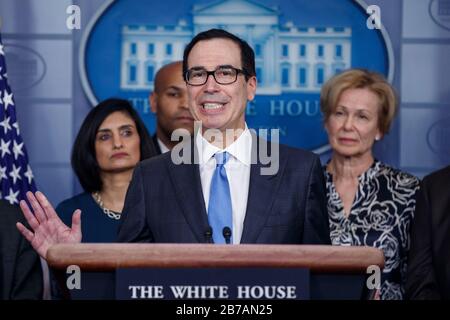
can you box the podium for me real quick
[47,244,384,300]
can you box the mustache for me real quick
[175,111,195,119]
[198,93,230,104]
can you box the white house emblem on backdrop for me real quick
[120,0,351,95]
[80,0,393,153]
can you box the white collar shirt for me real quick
[196,124,252,244]
[157,138,170,154]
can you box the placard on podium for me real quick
[47,244,384,300]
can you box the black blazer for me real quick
[152,134,162,155]
[0,201,43,299]
[406,166,450,299]
[118,136,331,245]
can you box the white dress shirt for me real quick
[157,138,170,154]
[196,125,252,244]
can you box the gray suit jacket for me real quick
[118,137,330,245]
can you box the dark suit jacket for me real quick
[118,136,331,245]
[406,166,450,299]
[0,201,43,299]
[152,134,162,155]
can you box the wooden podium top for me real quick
[47,244,384,273]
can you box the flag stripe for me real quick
[0,34,37,205]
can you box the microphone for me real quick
[204,226,213,243]
[222,227,232,244]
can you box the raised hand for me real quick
[16,191,82,259]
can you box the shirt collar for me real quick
[195,123,252,166]
[157,138,170,154]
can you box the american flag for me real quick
[0,34,37,205]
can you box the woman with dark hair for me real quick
[55,98,157,243]
[17,98,157,299]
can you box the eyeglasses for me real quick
[184,66,247,86]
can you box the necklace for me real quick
[92,191,121,220]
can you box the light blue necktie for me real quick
[208,151,233,244]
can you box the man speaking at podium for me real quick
[17,29,330,256]
[116,29,330,246]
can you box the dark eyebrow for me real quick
[189,66,207,71]
[97,128,111,133]
[97,124,135,133]
[118,124,135,130]
[165,85,183,91]
[217,65,235,69]
[188,65,236,71]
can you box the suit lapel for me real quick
[165,142,210,242]
[152,134,162,155]
[240,135,285,243]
